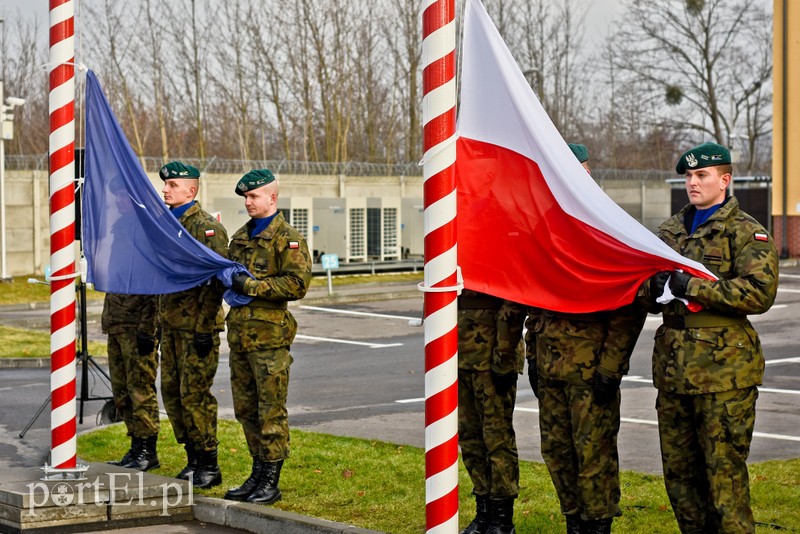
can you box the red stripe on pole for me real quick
[52,380,76,406]
[425,434,459,476]
[424,326,457,368]
[423,52,456,92]
[424,384,458,427]
[426,487,460,531]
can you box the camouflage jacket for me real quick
[645,196,779,394]
[225,212,312,355]
[525,303,646,384]
[457,289,526,373]
[157,202,228,333]
[101,293,157,336]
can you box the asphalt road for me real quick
[1,268,799,477]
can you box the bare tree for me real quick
[609,0,772,172]
[505,0,589,137]
[0,12,48,155]
[385,0,421,163]
[84,0,148,158]
[246,0,292,161]
[141,0,172,162]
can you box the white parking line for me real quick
[295,334,402,349]
[624,375,800,395]
[765,357,800,365]
[516,407,800,441]
[299,305,420,321]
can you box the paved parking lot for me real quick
[1,268,798,477]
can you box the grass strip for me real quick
[0,325,106,358]
[77,419,800,533]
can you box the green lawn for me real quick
[0,325,106,358]
[77,420,800,534]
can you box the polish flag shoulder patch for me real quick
[205,229,216,237]
[754,232,769,242]
[288,241,300,249]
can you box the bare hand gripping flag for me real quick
[455,0,715,313]
[82,69,250,305]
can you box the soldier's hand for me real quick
[491,370,517,395]
[527,363,539,399]
[136,333,156,356]
[592,372,621,406]
[668,270,692,298]
[231,273,250,295]
[647,271,671,303]
[193,333,214,359]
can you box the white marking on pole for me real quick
[425,462,459,503]
[425,406,457,450]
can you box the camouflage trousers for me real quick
[538,381,621,520]
[458,369,519,498]
[107,330,160,438]
[229,347,291,461]
[160,328,220,451]
[656,388,758,534]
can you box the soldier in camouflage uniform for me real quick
[102,292,159,470]
[640,142,778,534]
[526,144,647,534]
[458,289,526,534]
[223,169,312,505]
[158,161,228,489]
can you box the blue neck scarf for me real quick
[170,200,195,220]
[248,212,278,238]
[690,203,722,234]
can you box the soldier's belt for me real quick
[458,295,502,310]
[663,313,747,329]
[246,300,288,310]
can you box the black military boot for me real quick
[581,518,612,534]
[122,436,160,471]
[192,448,222,489]
[565,514,582,534]
[223,456,264,501]
[176,444,198,480]
[246,459,283,504]
[460,494,490,534]
[107,437,136,466]
[486,498,515,534]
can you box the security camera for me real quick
[6,97,25,107]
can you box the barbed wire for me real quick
[3,153,692,183]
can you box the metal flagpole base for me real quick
[40,462,90,481]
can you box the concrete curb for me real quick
[193,497,383,534]
[0,356,109,369]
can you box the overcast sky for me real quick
[2,0,627,46]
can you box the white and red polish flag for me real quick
[455,0,715,313]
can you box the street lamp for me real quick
[1,80,27,280]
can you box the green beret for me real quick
[568,143,589,163]
[675,142,731,174]
[159,161,200,180]
[235,169,276,196]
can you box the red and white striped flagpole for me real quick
[421,0,458,532]
[48,0,77,470]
